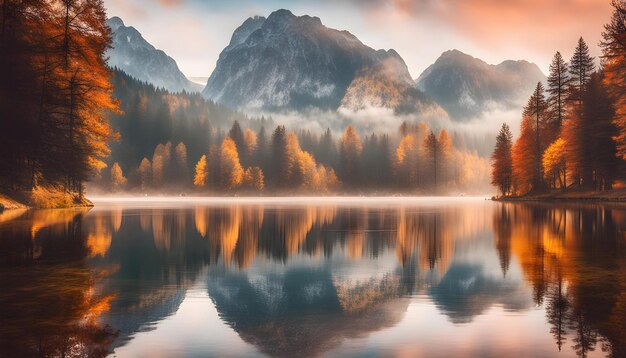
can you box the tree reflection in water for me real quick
[0,201,623,357]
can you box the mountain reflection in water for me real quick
[0,199,624,357]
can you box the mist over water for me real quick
[0,198,624,357]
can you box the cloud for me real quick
[364,0,612,60]
[158,0,184,7]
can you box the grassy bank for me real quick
[493,188,626,202]
[0,187,93,211]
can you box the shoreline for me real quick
[0,191,93,211]
[492,188,626,203]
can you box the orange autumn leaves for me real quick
[0,0,120,195]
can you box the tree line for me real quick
[491,0,626,196]
[101,119,491,194]
[0,0,118,198]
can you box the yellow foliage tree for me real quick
[137,158,151,191]
[542,138,567,189]
[110,163,127,191]
[395,134,420,187]
[194,155,208,187]
[220,137,244,189]
[243,166,265,191]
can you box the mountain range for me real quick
[106,10,546,123]
[202,9,441,115]
[106,17,201,93]
[416,50,546,120]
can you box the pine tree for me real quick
[424,131,440,190]
[546,52,569,142]
[491,124,513,196]
[339,125,363,187]
[522,82,549,191]
[228,120,244,154]
[569,37,595,105]
[438,129,453,187]
[271,125,288,188]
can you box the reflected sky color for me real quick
[0,198,624,357]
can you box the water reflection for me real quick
[0,200,624,357]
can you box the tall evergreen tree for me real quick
[569,37,595,105]
[491,123,513,196]
[271,125,288,188]
[546,51,569,142]
[523,82,549,191]
[339,125,363,187]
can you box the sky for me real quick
[104,0,614,79]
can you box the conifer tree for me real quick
[522,82,549,191]
[569,37,595,105]
[546,52,569,142]
[601,0,626,159]
[339,125,363,187]
[491,124,513,196]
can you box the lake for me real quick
[0,197,624,357]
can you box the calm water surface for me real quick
[0,198,624,357]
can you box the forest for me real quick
[0,0,116,205]
[96,119,491,194]
[5,1,626,200]
[491,0,626,197]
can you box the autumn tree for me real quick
[137,158,151,191]
[220,137,244,189]
[491,124,513,196]
[395,134,420,188]
[513,114,538,194]
[194,155,208,188]
[0,0,119,197]
[601,0,626,159]
[339,125,363,187]
[543,138,567,189]
[110,163,127,191]
[546,51,569,142]
[243,167,265,191]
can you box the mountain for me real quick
[416,50,546,121]
[106,16,201,93]
[203,9,438,115]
